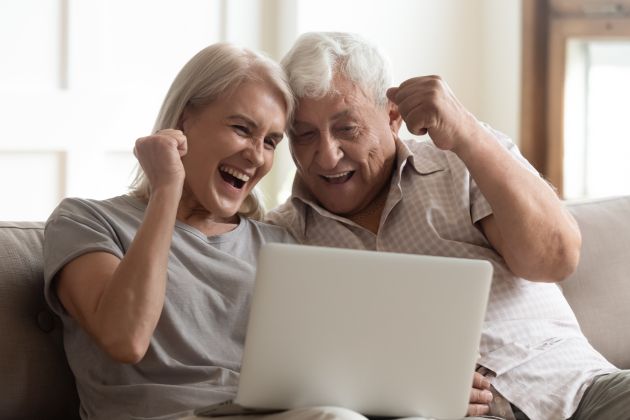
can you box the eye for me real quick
[264,137,278,150]
[232,125,250,136]
[293,130,315,143]
[338,126,358,134]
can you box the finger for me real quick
[171,131,187,155]
[176,136,188,157]
[155,128,183,136]
[394,75,447,108]
[386,87,399,102]
[472,372,492,390]
[470,388,493,404]
[468,403,491,417]
[394,76,436,103]
[154,129,187,157]
[398,74,441,92]
[155,128,185,142]
[394,92,434,136]
[395,93,430,121]
[387,78,432,106]
[404,107,435,136]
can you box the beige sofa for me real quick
[1,196,629,420]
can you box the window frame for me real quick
[521,0,630,196]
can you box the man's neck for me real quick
[347,186,389,234]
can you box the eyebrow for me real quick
[331,109,352,120]
[227,114,258,129]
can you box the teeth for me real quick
[322,171,352,180]
[220,165,250,182]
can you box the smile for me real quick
[320,171,354,184]
[219,165,251,189]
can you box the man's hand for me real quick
[386,76,480,153]
[468,371,493,416]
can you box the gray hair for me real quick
[281,32,392,107]
[129,43,295,221]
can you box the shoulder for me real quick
[45,195,142,240]
[51,196,102,215]
[50,195,137,219]
[243,217,297,244]
[265,199,305,242]
[401,138,459,177]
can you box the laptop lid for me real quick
[235,243,492,419]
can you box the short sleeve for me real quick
[43,198,124,316]
[470,123,542,224]
[265,199,306,243]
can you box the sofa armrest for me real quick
[0,222,80,420]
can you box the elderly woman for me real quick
[42,43,299,419]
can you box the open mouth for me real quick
[320,171,355,184]
[219,165,250,190]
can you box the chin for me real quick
[217,204,242,218]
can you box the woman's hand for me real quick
[134,129,188,193]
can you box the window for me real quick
[0,0,223,220]
[521,0,630,198]
[564,40,630,198]
[1,0,523,219]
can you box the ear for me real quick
[387,100,402,134]
[178,105,194,133]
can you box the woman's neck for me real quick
[176,192,239,236]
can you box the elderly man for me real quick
[267,32,629,419]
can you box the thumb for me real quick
[386,87,399,102]
[176,136,188,158]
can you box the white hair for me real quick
[281,32,392,107]
[129,43,294,221]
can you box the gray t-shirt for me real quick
[43,195,295,420]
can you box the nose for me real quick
[315,132,343,170]
[242,137,265,167]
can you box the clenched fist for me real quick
[134,129,188,193]
[386,76,481,153]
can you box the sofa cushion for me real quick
[563,196,630,369]
[0,222,79,420]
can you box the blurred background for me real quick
[1,0,628,221]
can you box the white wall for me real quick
[261,0,522,206]
[480,0,522,145]
[0,0,523,218]
[289,0,521,143]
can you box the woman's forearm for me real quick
[93,187,181,362]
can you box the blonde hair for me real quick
[129,43,294,220]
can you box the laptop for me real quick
[195,243,492,419]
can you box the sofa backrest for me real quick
[563,196,630,369]
[0,196,628,419]
[0,222,80,420]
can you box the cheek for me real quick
[290,144,310,172]
[361,133,395,173]
[261,152,274,176]
[356,134,384,164]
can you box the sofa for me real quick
[1,196,629,420]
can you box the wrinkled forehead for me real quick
[290,75,381,127]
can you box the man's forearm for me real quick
[453,125,581,281]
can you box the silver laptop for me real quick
[196,243,492,419]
